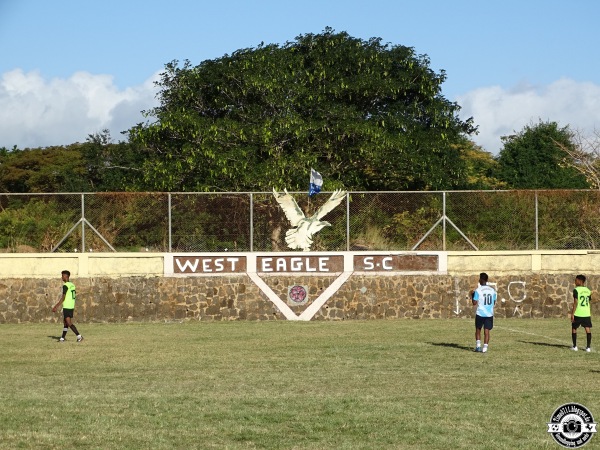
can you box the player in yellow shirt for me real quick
[571,274,591,352]
[52,270,83,343]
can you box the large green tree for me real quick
[128,28,476,192]
[80,129,146,191]
[495,121,589,189]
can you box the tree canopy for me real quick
[552,128,600,189]
[456,139,507,190]
[80,130,146,191]
[0,130,145,193]
[0,145,87,193]
[127,28,477,192]
[496,120,589,189]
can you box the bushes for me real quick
[0,197,77,252]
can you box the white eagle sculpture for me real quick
[273,188,347,251]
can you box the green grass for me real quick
[1,319,598,449]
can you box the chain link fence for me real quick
[1,190,599,252]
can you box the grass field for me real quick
[1,319,599,449]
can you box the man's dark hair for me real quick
[576,274,586,283]
[61,270,70,277]
[479,272,489,282]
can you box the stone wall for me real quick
[1,273,598,323]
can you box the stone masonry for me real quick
[0,273,598,323]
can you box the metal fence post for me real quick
[346,193,350,251]
[168,193,172,252]
[81,194,85,252]
[250,193,254,252]
[442,191,446,251]
[535,191,539,250]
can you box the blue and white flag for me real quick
[309,168,323,197]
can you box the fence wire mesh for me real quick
[1,190,599,252]
[170,194,251,252]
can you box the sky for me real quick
[1,0,599,154]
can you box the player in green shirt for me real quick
[52,270,83,343]
[571,274,592,352]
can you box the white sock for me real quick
[476,340,481,348]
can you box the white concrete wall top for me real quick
[0,250,598,278]
[0,253,165,278]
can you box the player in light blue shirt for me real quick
[470,272,497,353]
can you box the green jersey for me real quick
[573,286,591,317]
[62,281,76,309]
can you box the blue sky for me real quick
[1,0,599,153]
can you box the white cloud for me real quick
[457,78,600,154]
[0,69,159,149]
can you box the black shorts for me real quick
[475,315,494,330]
[572,316,592,329]
[63,308,74,319]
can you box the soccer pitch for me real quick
[1,319,598,449]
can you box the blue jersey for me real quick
[473,284,497,318]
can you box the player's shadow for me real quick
[518,340,569,349]
[428,342,472,352]
[47,336,61,341]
